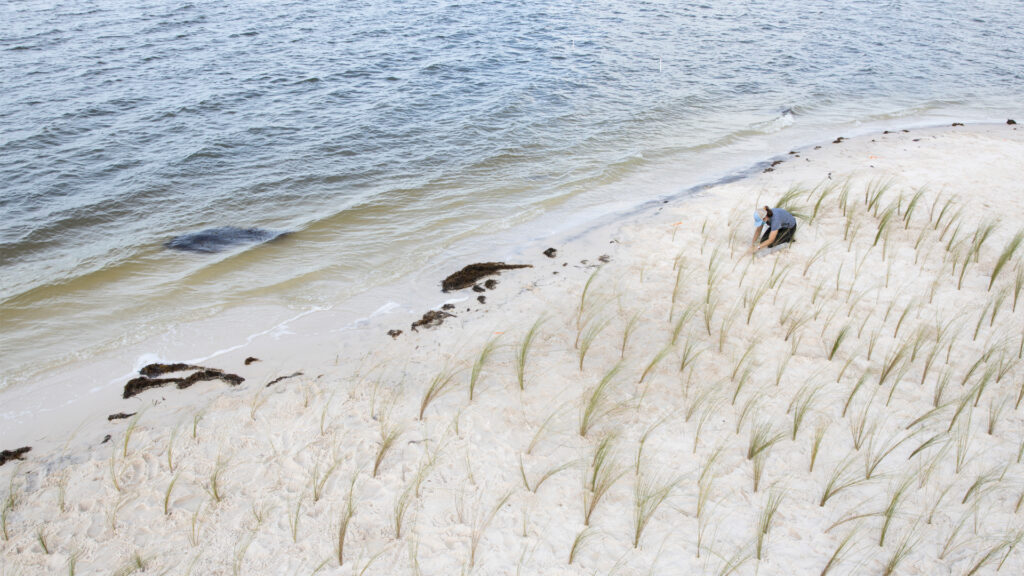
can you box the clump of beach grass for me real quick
[580,363,624,438]
[419,363,461,420]
[515,316,546,390]
[631,468,679,548]
[469,335,500,401]
[468,491,511,569]
[583,435,624,526]
[336,477,357,566]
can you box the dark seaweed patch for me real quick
[441,262,532,292]
[124,364,244,398]
[0,447,31,466]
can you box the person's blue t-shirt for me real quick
[769,208,797,231]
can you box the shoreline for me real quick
[3,121,1023,575]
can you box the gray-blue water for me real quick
[2,0,1022,389]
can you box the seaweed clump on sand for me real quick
[123,363,245,399]
[0,447,31,466]
[441,262,532,292]
[411,310,454,332]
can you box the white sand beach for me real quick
[3,123,1023,575]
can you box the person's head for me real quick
[754,206,773,226]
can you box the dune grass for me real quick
[583,435,625,526]
[516,316,546,390]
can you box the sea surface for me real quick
[2,0,1023,396]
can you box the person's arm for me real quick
[751,224,763,247]
[753,229,778,252]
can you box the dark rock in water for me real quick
[543,248,558,258]
[598,255,611,263]
[484,279,498,290]
[124,364,245,398]
[387,329,402,339]
[477,295,486,304]
[0,447,31,466]
[441,303,456,310]
[411,310,453,331]
[165,227,286,253]
[441,262,532,292]
[108,412,136,421]
[101,435,111,444]
[245,357,260,365]
[1009,119,1017,125]
[952,122,964,127]
[472,284,486,293]
[833,136,845,144]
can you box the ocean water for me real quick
[1,0,1022,392]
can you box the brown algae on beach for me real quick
[441,262,532,292]
[123,363,244,398]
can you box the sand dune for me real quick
[3,123,1023,575]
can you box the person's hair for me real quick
[764,206,773,219]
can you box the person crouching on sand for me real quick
[750,206,797,254]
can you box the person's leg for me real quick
[769,225,796,247]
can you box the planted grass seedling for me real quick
[583,435,625,526]
[392,482,415,540]
[337,475,358,566]
[788,383,822,440]
[978,393,1003,434]
[469,335,500,401]
[819,453,873,507]
[576,267,602,339]
[864,178,893,216]
[695,397,724,454]
[577,313,606,366]
[809,422,829,472]
[620,310,642,359]
[568,526,598,565]
[468,491,511,569]
[519,455,575,494]
[882,528,920,576]
[419,363,461,420]
[820,526,860,576]
[516,316,546,390]
[580,363,624,438]
[632,469,679,548]
[747,421,785,462]
[754,487,785,560]
[206,452,230,503]
[825,325,850,361]
[965,530,1024,576]
[374,417,405,478]
[879,474,915,546]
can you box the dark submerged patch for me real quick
[165,227,286,253]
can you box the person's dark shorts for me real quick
[761,224,796,247]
